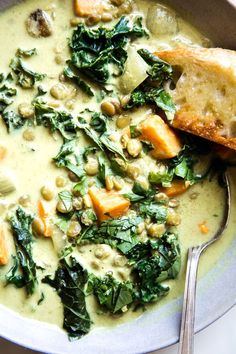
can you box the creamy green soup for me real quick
[0,0,235,339]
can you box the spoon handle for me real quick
[178,245,203,354]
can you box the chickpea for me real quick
[86,14,101,26]
[126,164,140,179]
[55,176,67,188]
[105,175,114,191]
[136,222,145,234]
[94,245,111,259]
[67,220,81,238]
[70,18,82,27]
[113,177,124,191]
[47,100,60,108]
[55,55,64,65]
[18,194,31,207]
[169,198,180,208]
[72,197,83,210]
[113,158,127,172]
[91,260,100,270]
[155,192,169,205]
[112,100,122,114]
[118,1,133,15]
[147,223,165,238]
[56,199,73,214]
[65,99,75,110]
[83,194,92,209]
[116,115,131,129]
[120,133,129,148]
[23,129,35,141]
[120,95,130,108]
[136,176,149,191]
[111,0,125,5]
[190,192,199,200]
[32,218,45,236]
[101,13,113,22]
[81,210,94,226]
[101,101,116,117]
[68,171,79,182]
[127,139,142,157]
[41,186,54,201]
[118,270,129,281]
[84,158,99,176]
[18,103,34,119]
[166,208,181,226]
[50,83,68,100]
[113,255,127,267]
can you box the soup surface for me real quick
[0,0,235,339]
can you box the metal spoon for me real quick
[178,171,231,354]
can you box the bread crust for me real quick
[155,48,236,150]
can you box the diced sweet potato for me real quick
[0,226,9,266]
[199,222,209,234]
[38,200,53,237]
[89,186,130,222]
[0,145,7,161]
[140,115,182,159]
[161,180,190,197]
[74,0,104,17]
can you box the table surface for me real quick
[1,304,236,354]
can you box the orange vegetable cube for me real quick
[89,186,130,222]
[0,226,9,266]
[161,180,190,197]
[38,200,53,237]
[140,115,182,159]
[0,145,7,161]
[74,0,104,17]
[199,222,209,234]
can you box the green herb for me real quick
[0,73,17,114]
[90,112,108,133]
[125,48,175,120]
[130,125,141,138]
[127,233,181,303]
[65,16,147,94]
[77,115,126,160]
[87,273,134,313]
[5,256,25,288]
[34,102,76,140]
[37,292,45,305]
[138,49,172,85]
[2,111,25,132]
[149,145,200,187]
[58,191,73,213]
[64,64,94,96]
[73,176,88,196]
[10,49,45,88]
[139,202,167,223]
[16,48,37,57]
[43,257,91,340]
[80,216,142,254]
[7,207,37,295]
[53,139,85,178]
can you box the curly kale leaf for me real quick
[87,273,134,313]
[127,233,181,303]
[80,216,142,254]
[10,49,45,88]
[65,16,147,94]
[43,257,91,340]
[34,102,76,140]
[6,207,37,295]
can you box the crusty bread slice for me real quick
[155,48,236,150]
